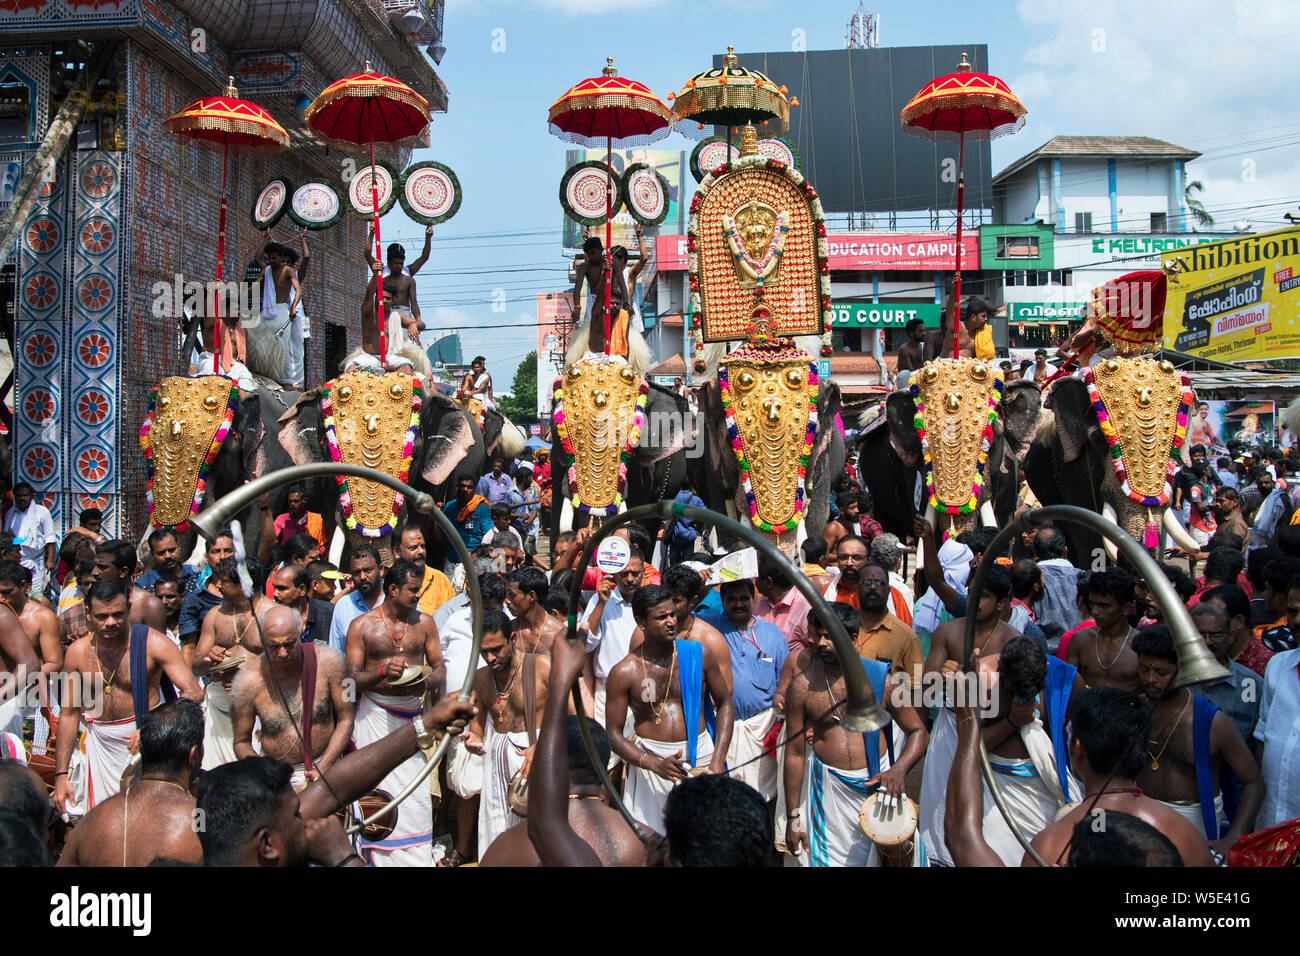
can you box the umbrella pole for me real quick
[952,132,965,361]
[215,141,229,375]
[369,140,387,366]
[604,133,612,357]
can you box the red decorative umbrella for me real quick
[901,53,1026,359]
[549,59,672,355]
[1089,270,1167,354]
[165,77,290,374]
[307,61,431,364]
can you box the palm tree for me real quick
[1184,180,1215,230]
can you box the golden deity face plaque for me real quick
[561,358,644,510]
[326,371,418,532]
[720,340,815,529]
[1089,357,1185,500]
[144,376,236,528]
[913,359,1002,510]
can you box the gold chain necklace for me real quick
[495,654,523,702]
[1147,690,1191,771]
[382,610,410,654]
[93,633,128,696]
[229,608,252,646]
[639,646,676,725]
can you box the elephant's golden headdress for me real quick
[321,370,423,537]
[141,376,239,530]
[552,356,648,517]
[911,358,1005,518]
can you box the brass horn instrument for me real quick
[963,503,1228,867]
[190,463,481,836]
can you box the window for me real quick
[996,236,1040,259]
[1074,212,1092,233]
[0,78,30,145]
[1151,213,1167,232]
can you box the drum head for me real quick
[858,792,918,845]
[690,137,739,183]
[348,160,399,217]
[755,136,800,170]
[559,160,622,227]
[289,180,344,230]
[398,161,462,225]
[621,162,670,227]
[252,177,292,230]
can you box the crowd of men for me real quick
[0,435,1298,868]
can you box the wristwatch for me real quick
[412,714,436,752]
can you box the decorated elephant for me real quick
[547,360,694,545]
[853,365,1044,540]
[140,375,310,561]
[277,369,484,564]
[1023,357,1200,567]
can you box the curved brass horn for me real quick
[962,503,1228,867]
[190,463,480,835]
[564,501,890,837]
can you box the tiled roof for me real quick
[995,136,1201,183]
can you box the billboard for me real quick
[721,46,993,215]
[1162,227,1300,361]
[830,302,940,328]
[561,149,689,251]
[656,232,977,271]
[1188,400,1275,454]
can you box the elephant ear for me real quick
[1046,376,1095,464]
[884,389,921,467]
[419,391,477,487]
[277,389,325,466]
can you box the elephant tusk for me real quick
[1100,503,1120,563]
[328,524,346,568]
[1163,508,1200,554]
[979,500,997,528]
[560,498,575,534]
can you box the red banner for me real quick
[656,232,979,272]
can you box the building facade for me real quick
[0,0,447,538]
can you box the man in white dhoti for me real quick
[605,585,733,836]
[460,610,550,857]
[581,550,644,737]
[459,356,495,412]
[53,579,202,818]
[784,602,928,867]
[977,637,1082,866]
[345,559,445,866]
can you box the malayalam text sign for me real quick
[1162,227,1300,361]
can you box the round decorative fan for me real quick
[689,137,739,183]
[347,159,399,217]
[755,136,800,169]
[251,177,292,230]
[398,161,462,225]
[620,162,670,227]
[288,179,345,230]
[559,160,623,227]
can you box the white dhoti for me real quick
[1157,793,1226,839]
[446,736,483,799]
[918,706,959,866]
[728,708,778,801]
[478,719,530,856]
[82,714,136,811]
[807,749,926,867]
[0,693,20,737]
[288,764,310,792]
[195,351,255,391]
[983,757,1064,866]
[285,305,305,387]
[201,681,239,771]
[622,732,715,837]
[354,692,432,867]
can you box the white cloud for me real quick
[1006,0,1300,228]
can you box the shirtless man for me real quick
[195,557,269,770]
[605,584,734,836]
[1132,626,1263,856]
[0,561,62,676]
[363,223,433,277]
[57,698,205,867]
[0,584,40,742]
[231,604,353,787]
[785,602,929,866]
[894,318,927,385]
[656,565,732,695]
[53,579,202,816]
[462,609,552,855]
[917,559,1022,865]
[91,539,166,633]
[379,245,423,337]
[571,234,630,356]
[822,492,861,554]
[345,558,444,866]
[1065,566,1140,691]
[506,566,565,656]
[460,355,494,411]
[359,259,421,370]
[945,678,1213,866]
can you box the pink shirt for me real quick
[754,585,812,651]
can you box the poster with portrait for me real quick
[1187,400,1275,454]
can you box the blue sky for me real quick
[379,0,1299,392]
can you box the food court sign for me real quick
[829,302,940,328]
